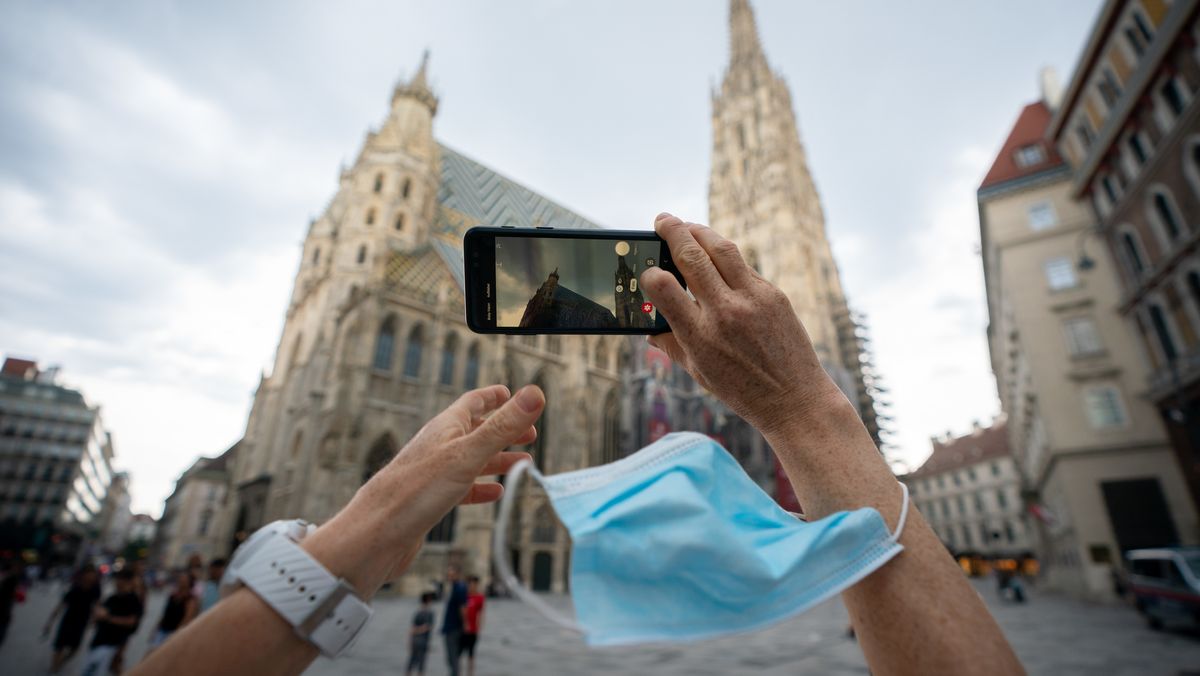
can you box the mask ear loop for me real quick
[889,481,910,543]
[493,459,584,633]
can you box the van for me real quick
[1125,548,1200,630]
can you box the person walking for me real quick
[42,564,101,673]
[405,592,435,675]
[149,572,198,649]
[461,576,485,676]
[79,569,143,676]
[440,568,467,676]
[198,559,226,614]
[0,558,23,647]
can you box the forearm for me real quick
[130,589,316,676]
[767,390,1023,675]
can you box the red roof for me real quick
[979,101,1064,190]
[1,357,38,380]
[908,421,1011,478]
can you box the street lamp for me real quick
[1075,225,1102,273]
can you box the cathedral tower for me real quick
[709,0,857,397]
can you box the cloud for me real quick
[850,146,1000,472]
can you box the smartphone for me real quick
[464,226,684,334]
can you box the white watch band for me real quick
[223,520,373,657]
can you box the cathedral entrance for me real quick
[532,551,553,591]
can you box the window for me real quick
[1162,78,1187,118]
[1004,520,1016,543]
[1188,272,1200,317]
[394,213,406,231]
[953,473,961,487]
[996,489,1008,510]
[1132,11,1154,46]
[1028,201,1057,230]
[962,525,973,547]
[937,476,945,489]
[595,342,609,370]
[1044,257,1077,290]
[427,508,455,543]
[1121,231,1146,276]
[357,245,367,264]
[967,467,976,482]
[1153,191,1183,241]
[311,248,320,265]
[1125,27,1146,57]
[1014,144,1046,168]
[546,334,562,355]
[955,494,966,515]
[403,326,424,379]
[941,498,950,518]
[401,178,412,200]
[365,208,376,226]
[1063,317,1104,356]
[1149,304,1178,362]
[974,493,984,513]
[463,343,481,389]
[439,333,458,386]
[1084,385,1128,428]
[1128,133,1149,165]
[1101,174,1119,203]
[1098,68,1122,109]
[1075,123,1094,151]
[373,174,383,193]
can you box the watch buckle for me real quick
[296,578,355,639]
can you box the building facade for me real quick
[98,471,133,556]
[1048,0,1200,519]
[904,421,1032,560]
[980,75,1198,600]
[0,357,116,566]
[156,446,234,570]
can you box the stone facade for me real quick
[215,54,629,594]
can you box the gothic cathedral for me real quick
[217,0,880,592]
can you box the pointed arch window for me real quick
[594,342,609,371]
[312,248,320,265]
[1149,304,1178,363]
[357,245,367,264]
[373,174,383,193]
[601,389,620,464]
[1185,139,1200,200]
[401,178,412,200]
[427,508,455,543]
[1188,271,1200,315]
[404,325,424,379]
[365,208,376,226]
[464,343,481,389]
[362,434,396,484]
[532,505,557,544]
[439,332,459,386]
[373,316,396,371]
[394,213,406,231]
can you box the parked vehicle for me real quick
[1125,548,1200,630]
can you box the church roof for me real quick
[420,143,606,296]
[436,143,604,233]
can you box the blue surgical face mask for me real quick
[493,432,908,646]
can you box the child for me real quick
[79,569,143,676]
[406,592,435,675]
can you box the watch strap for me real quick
[231,521,372,657]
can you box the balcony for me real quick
[1147,346,1200,399]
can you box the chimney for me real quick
[1040,67,1063,111]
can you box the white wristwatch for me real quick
[221,519,373,657]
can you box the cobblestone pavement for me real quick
[3,579,1200,675]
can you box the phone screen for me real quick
[492,235,663,330]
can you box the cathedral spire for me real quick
[729,0,767,68]
[392,49,438,114]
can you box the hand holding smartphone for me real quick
[463,226,685,334]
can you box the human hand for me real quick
[302,385,542,595]
[640,213,846,439]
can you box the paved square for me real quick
[3,579,1199,674]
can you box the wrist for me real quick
[301,500,413,598]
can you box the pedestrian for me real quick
[109,559,148,675]
[79,569,143,676]
[405,592,435,675]
[440,567,467,676]
[0,558,24,647]
[198,559,227,614]
[41,564,101,673]
[131,216,1022,675]
[461,576,485,676]
[148,572,198,649]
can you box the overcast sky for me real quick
[0,1,1103,515]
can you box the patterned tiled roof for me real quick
[385,245,457,303]
[425,143,606,295]
[436,143,603,233]
[979,101,1064,191]
[907,421,1010,478]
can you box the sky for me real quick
[0,0,1104,515]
